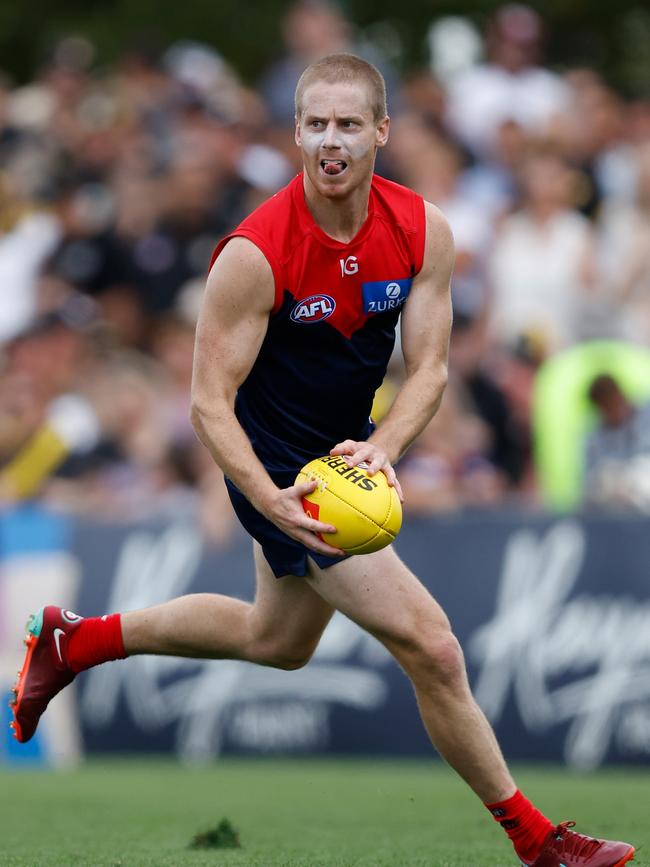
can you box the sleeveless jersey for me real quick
[211,172,426,472]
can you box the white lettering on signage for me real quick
[80,524,391,760]
[469,521,650,769]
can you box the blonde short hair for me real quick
[295,53,388,122]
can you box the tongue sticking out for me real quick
[323,161,345,175]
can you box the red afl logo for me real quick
[291,294,336,324]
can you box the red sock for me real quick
[485,790,554,865]
[66,614,127,673]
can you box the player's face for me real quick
[295,80,389,199]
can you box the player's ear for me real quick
[376,115,390,149]
[295,115,302,147]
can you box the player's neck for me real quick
[302,174,372,244]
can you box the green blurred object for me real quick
[190,817,241,849]
[533,340,650,511]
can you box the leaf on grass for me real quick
[190,818,242,850]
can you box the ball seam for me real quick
[344,525,390,554]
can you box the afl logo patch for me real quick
[290,294,336,324]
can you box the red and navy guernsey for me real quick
[210,172,426,474]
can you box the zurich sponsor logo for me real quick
[362,278,412,314]
[290,294,336,324]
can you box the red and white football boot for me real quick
[10,606,83,743]
[526,821,634,867]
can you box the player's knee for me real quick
[417,631,466,687]
[273,653,313,671]
[252,638,316,671]
[266,647,314,671]
[395,628,466,687]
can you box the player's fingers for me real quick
[364,451,388,475]
[293,528,344,557]
[383,467,404,502]
[292,478,318,496]
[300,515,337,535]
[330,440,358,456]
[344,446,374,467]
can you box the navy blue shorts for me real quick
[225,472,349,578]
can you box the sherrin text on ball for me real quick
[296,455,402,554]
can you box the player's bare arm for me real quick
[331,202,454,492]
[191,237,342,556]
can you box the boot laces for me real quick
[553,822,603,859]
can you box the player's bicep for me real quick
[191,237,275,411]
[401,202,454,375]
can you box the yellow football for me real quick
[295,455,402,554]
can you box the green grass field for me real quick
[1,759,648,867]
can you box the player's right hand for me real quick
[263,479,345,557]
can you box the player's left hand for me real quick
[330,439,404,503]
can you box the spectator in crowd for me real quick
[259,0,352,128]
[449,312,528,488]
[458,118,526,221]
[0,73,23,162]
[398,374,505,513]
[388,116,492,317]
[597,144,650,344]
[559,69,636,214]
[397,70,446,133]
[487,147,596,354]
[445,4,571,159]
[0,293,101,501]
[258,0,398,133]
[583,373,650,511]
[0,205,61,344]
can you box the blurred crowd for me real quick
[1,0,650,538]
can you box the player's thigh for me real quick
[249,541,335,651]
[305,546,450,647]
